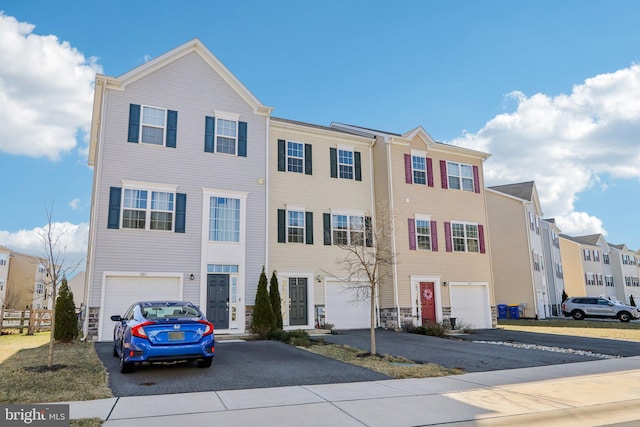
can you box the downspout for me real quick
[368,137,380,327]
[265,115,270,274]
[386,138,401,328]
[524,202,538,319]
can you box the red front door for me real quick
[420,282,436,325]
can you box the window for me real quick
[287,141,304,173]
[216,118,237,155]
[338,149,353,179]
[555,262,563,278]
[412,156,426,185]
[583,249,591,261]
[593,250,600,262]
[597,274,603,286]
[0,253,6,266]
[415,219,431,250]
[36,282,44,294]
[603,253,610,264]
[605,275,614,287]
[38,263,46,273]
[451,222,479,253]
[209,197,240,242]
[532,251,540,271]
[625,276,632,287]
[332,214,364,246]
[447,162,474,192]
[122,190,175,231]
[141,106,166,145]
[287,210,305,243]
[585,273,595,286]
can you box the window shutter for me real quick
[445,221,452,252]
[277,209,286,243]
[277,139,286,171]
[404,154,412,184]
[107,187,121,229]
[365,216,372,247]
[584,273,588,285]
[354,151,362,181]
[127,104,140,143]
[431,220,438,251]
[473,165,480,193]
[305,211,314,244]
[440,160,448,189]
[426,157,434,187]
[204,116,215,153]
[175,193,186,233]
[408,218,416,250]
[478,224,485,253]
[305,143,313,175]
[323,213,331,245]
[238,121,247,157]
[166,110,178,148]
[330,148,337,178]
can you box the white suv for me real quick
[562,297,638,322]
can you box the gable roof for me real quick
[560,233,603,246]
[488,181,535,201]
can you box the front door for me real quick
[289,278,308,326]
[207,274,229,329]
[420,282,436,325]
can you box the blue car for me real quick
[111,301,215,373]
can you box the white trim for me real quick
[202,188,249,199]
[448,281,492,329]
[213,110,241,122]
[330,208,366,216]
[120,180,178,192]
[414,214,432,222]
[410,149,427,158]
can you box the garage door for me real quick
[325,282,371,329]
[99,276,181,341]
[450,284,491,329]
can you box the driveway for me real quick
[95,340,388,397]
[320,328,640,372]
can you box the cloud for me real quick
[447,64,640,236]
[69,198,81,210]
[0,222,88,272]
[0,13,102,160]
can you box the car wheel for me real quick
[197,358,213,368]
[572,310,585,320]
[119,349,134,374]
[618,312,632,323]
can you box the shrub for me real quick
[269,329,310,347]
[251,267,274,339]
[54,277,78,342]
[410,322,446,338]
[269,272,283,330]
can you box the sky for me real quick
[1,0,640,271]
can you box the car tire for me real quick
[618,312,632,323]
[572,310,585,320]
[119,349,134,374]
[197,358,213,368]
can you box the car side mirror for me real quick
[111,315,122,322]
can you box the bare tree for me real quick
[37,204,83,368]
[329,208,395,356]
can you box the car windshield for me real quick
[142,304,200,319]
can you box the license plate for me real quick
[168,331,184,341]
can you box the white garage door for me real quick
[325,282,371,330]
[450,284,491,329]
[99,276,181,341]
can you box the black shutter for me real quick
[323,213,331,245]
[127,104,140,143]
[305,212,313,244]
[354,151,362,181]
[330,148,337,178]
[107,187,121,229]
[175,193,186,233]
[304,143,312,175]
[204,116,215,153]
[238,121,247,157]
[166,110,177,148]
[277,209,286,243]
[277,139,286,171]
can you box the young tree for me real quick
[251,267,274,339]
[330,210,394,356]
[269,271,283,330]
[54,276,78,342]
[38,204,82,368]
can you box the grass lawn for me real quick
[497,318,640,342]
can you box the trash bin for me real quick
[497,304,508,319]
[508,305,520,320]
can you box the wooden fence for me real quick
[0,308,53,335]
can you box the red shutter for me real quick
[478,224,485,253]
[431,220,438,251]
[426,157,434,187]
[408,218,416,250]
[473,165,480,193]
[404,154,412,184]
[445,221,452,252]
[440,160,448,189]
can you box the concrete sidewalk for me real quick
[66,356,640,426]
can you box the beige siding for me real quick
[559,239,587,296]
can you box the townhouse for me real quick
[485,181,550,319]
[0,249,51,310]
[540,219,565,315]
[0,246,8,306]
[608,244,639,305]
[84,38,496,338]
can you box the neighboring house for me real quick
[3,250,52,310]
[486,181,550,319]
[331,123,495,330]
[0,246,9,307]
[608,244,639,305]
[269,118,375,329]
[559,234,617,299]
[84,39,272,340]
[540,219,565,315]
[67,272,86,309]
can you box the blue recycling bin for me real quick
[508,305,520,320]
[497,304,508,319]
